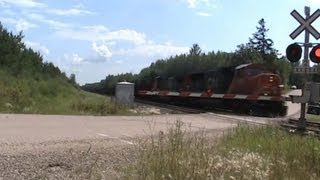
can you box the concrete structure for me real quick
[115,82,134,105]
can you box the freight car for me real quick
[137,63,288,117]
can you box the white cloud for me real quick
[48,8,94,16]
[72,54,84,64]
[0,0,93,16]
[64,53,85,64]
[2,9,16,16]
[308,0,320,5]
[115,60,123,64]
[184,0,217,16]
[27,13,71,30]
[0,0,45,8]
[0,17,16,24]
[196,12,212,16]
[0,17,37,31]
[186,0,197,8]
[25,41,50,55]
[92,42,113,59]
[55,26,147,45]
[55,24,186,60]
[185,0,216,9]
[16,19,38,31]
[106,29,146,45]
[116,42,189,58]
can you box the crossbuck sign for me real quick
[290,9,320,40]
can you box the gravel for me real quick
[0,138,137,180]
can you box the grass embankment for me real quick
[124,121,320,179]
[307,114,320,122]
[0,71,128,115]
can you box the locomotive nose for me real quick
[258,74,282,96]
[269,76,274,82]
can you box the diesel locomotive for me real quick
[137,63,287,117]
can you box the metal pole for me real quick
[298,6,311,130]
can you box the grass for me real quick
[124,121,320,180]
[307,114,320,122]
[0,71,131,115]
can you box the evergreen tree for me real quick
[189,44,202,56]
[248,18,277,64]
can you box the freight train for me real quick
[136,63,288,117]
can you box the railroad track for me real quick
[280,118,320,135]
[135,98,278,126]
[137,98,320,136]
[135,99,206,114]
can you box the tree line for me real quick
[0,22,78,84]
[0,22,80,112]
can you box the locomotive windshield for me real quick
[246,68,272,76]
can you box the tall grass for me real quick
[221,125,320,179]
[125,121,320,179]
[71,93,127,115]
[0,71,128,115]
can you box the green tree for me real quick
[189,43,202,56]
[248,18,277,64]
[68,73,78,87]
[233,44,263,65]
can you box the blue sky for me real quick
[0,0,319,84]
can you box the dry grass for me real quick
[123,121,320,180]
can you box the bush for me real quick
[71,98,125,115]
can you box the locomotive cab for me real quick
[152,76,168,91]
[228,64,282,96]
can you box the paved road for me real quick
[0,113,236,146]
[0,91,303,179]
[0,113,240,179]
[0,89,302,146]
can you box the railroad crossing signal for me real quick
[286,43,302,63]
[287,7,320,132]
[310,44,320,63]
[286,43,320,65]
[290,9,320,40]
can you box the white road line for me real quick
[97,133,110,137]
[97,133,134,145]
[121,133,133,138]
[207,113,268,125]
[120,140,134,145]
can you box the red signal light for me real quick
[286,43,302,63]
[315,48,320,57]
[310,45,320,63]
